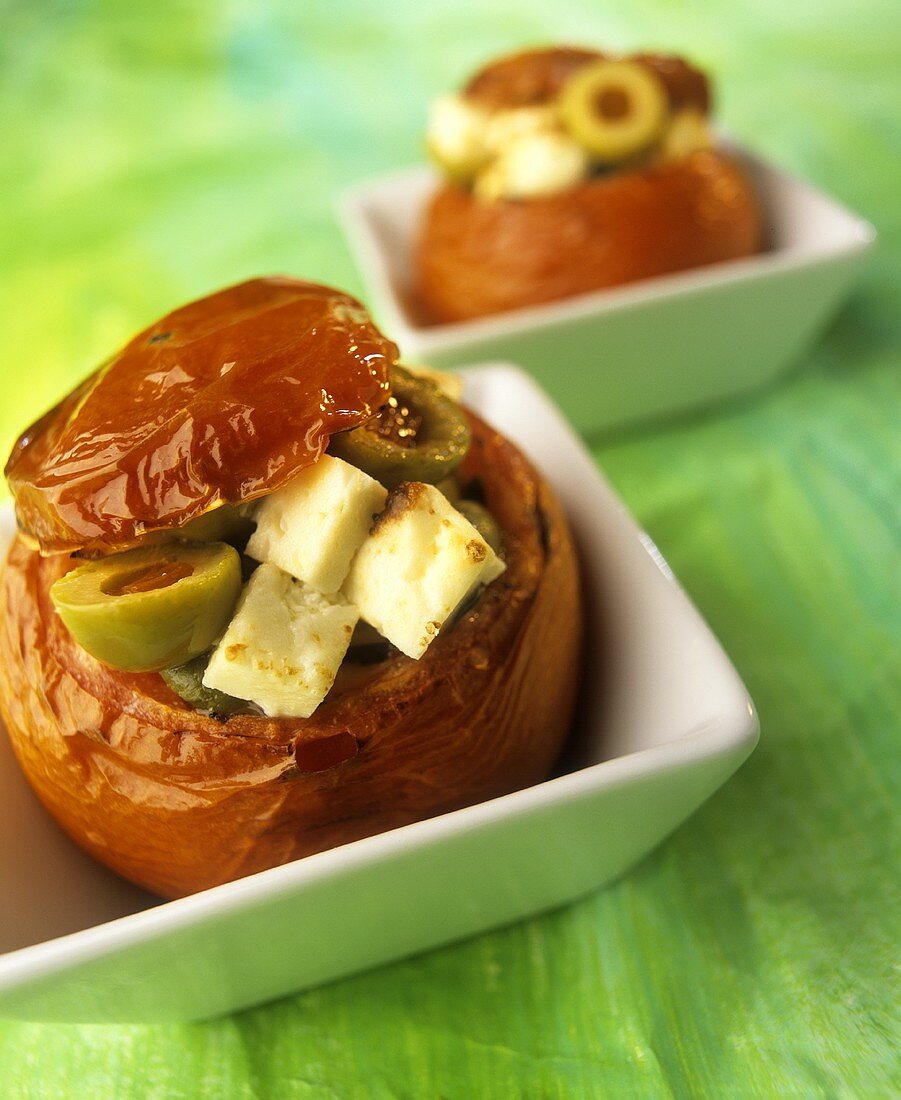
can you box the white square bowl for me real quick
[338,145,875,435]
[0,365,757,1023]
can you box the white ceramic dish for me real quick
[0,365,757,1023]
[338,145,875,434]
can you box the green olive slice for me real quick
[456,500,504,556]
[329,366,471,489]
[161,652,247,718]
[51,542,242,672]
[559,59,668,163]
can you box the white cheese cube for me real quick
[204,563,359,718]
[483,105,559,154]
[475,131,589,201]
[246,455,387,594]
[343,483,505,660]
[659,108,712,161]
[426,94,490,179]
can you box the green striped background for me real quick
[0,1,898,1096]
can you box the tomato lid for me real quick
[5,277,397,554]
[463,46,710,114]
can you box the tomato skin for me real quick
[6,277,397,555]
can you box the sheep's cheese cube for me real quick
[343,483,505,660]
[246,455,387,594]
[204,563,359,718]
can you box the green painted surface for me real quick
[1,1,899,1095]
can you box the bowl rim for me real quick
[0,363,759,991]
[0,711,757,987]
